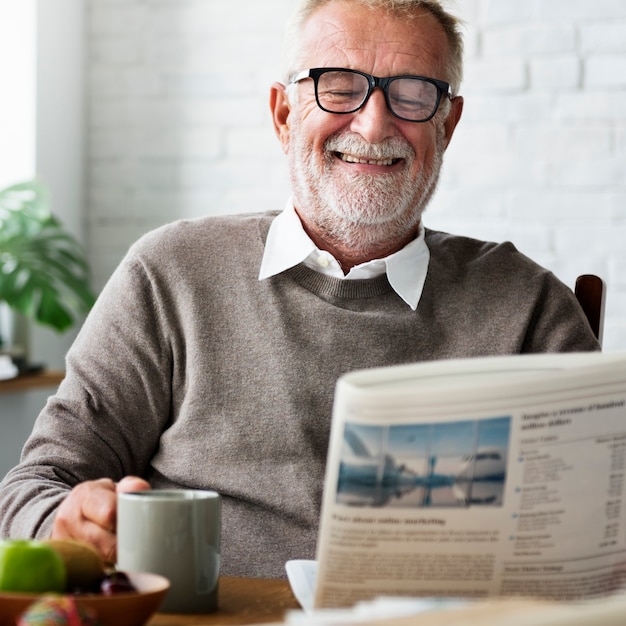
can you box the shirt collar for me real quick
[258,200,318,280]
[259,199,430,310]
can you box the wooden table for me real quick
[147,577,300,625]
[0,370,64,394]
[146,588,626,626]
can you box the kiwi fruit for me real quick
[44,539,106,592]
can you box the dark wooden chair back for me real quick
[575,274,605,346]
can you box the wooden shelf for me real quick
[0,370,65,394]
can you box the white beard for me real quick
[288,123,445,254]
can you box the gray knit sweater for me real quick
[0,211,599,577]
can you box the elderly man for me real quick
[0,0,598,578]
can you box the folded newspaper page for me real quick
[286,595,626,626]
[314,352,626,609]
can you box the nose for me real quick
[349,88,398,143]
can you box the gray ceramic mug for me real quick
[117,489,221,613]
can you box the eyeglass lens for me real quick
[315,70,440,121]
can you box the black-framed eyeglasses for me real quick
[289,67,451,122]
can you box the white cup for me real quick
[117,489,221,613]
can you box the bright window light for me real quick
[0,0,36,189]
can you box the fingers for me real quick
[51,478,118,564]
[51,476,151,567]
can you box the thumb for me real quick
[116,475,151,494]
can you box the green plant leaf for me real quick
[0,179,96,332]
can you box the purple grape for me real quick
[100,571,137,595]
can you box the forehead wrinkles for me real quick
[298,16,353,66]
[298,10,447,77]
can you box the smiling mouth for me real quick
[336,152,401,166]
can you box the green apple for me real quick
[0,539,66,593]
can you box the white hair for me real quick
[281,0,464,95]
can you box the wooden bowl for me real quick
[0,571,170,626]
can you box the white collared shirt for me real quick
[258,200,430,310]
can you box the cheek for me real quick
[291,127,324,160]
[299,107,353,148]
[406,126,440,168]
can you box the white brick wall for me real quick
[86,0,626,351]
[87,0,295,286]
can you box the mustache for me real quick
[324,133,415,161]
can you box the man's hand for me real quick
[51,476,150,565]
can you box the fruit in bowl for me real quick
[0,573,170,626]
[0,538,137,596]
[44,539,107,593]
[0,540,66,594]
[0,540,170,626]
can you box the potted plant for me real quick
[0,180,96,351]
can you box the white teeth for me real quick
[339,153,395,166]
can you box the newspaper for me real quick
[284,595,626,626]
[313,352,626,609]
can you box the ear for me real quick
[442,95,464,149]
[270,82,292,154]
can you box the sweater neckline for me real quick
[284,264,394,300]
